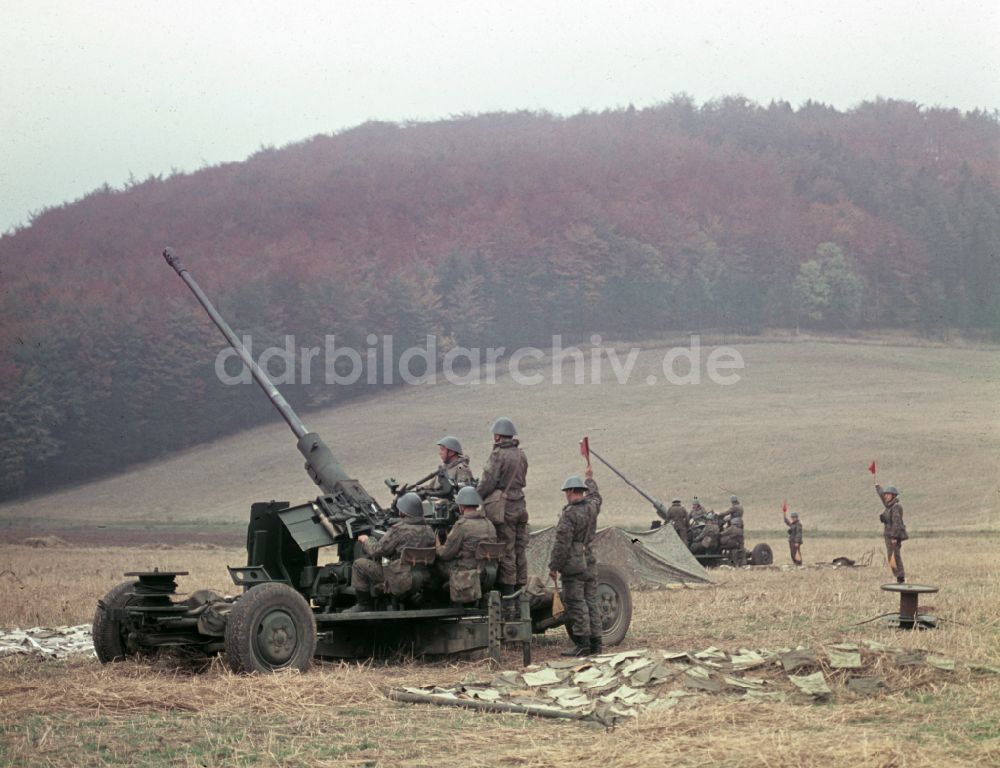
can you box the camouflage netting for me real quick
[527,525,711,587]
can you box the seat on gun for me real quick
[475,541,506,595]
[384,547,437,604]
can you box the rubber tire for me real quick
[751,543,774,566]
[564,563,633,648]
[93,580,140,663]
[224,583,317,674]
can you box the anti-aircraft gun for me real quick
[92,249,538,673]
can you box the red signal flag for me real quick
[579,436,590,464]
[782,500,788,513]
[868,460,877,475]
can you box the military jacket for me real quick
[875,484,908,540]
[436,508,496,570]
[724,503,744,523]
[583,478,602,566]
[363,518,435,560]
[786,519,803,544]
[425,455,474,491]
[665,503,689,532]
[476,439,528,501]
[549,491,597,576]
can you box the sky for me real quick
[2,0,998,235]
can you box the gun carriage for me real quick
[92,249,631,673]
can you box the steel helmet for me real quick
[672,498,682,504]
[730,495,739,503]
[882,485,899,496]
[561,475,588,491]
[455,486,483,507]
[396,492,424,518]
[436,436,463,454]
[790,511,799,518]
[490,417,517,437]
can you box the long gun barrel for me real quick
[162,247,350,495]
[588,447,668,517]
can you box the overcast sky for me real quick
[2,0,997,235]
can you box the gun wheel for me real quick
[564,563,633,648]
[93,580,140,663]
[224,583,317,674]
[751,543,774,566]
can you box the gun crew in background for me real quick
[876,482,908,583]
[346,492,436,612]
[476,417,529,596]
[718,495,745,552]
[420,436,474,492]
[549,466,603,657]
[659,498,689,546]
[783,508,803,564]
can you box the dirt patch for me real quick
[20,535,70,548]
[0,526,242,548]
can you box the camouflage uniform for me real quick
[719,516,745,551]
[582,478,603,641]
[436,507,496,575]
[352,517,436,593]
[423,454,474,491]
[663,502,689,546]
[477,438,528,587]
[876,484,908,580]
[689,508,720,554]
[785,518,803,564]
[549,487,598,641]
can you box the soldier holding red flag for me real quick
[870,461,908,583]
[782,502,803,564]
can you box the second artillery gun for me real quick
[92,249,632,673]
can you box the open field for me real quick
[1,536,999,767]
[1,338,998,539]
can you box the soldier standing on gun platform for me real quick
[550,472,600,657]
[783,507,803,565]
[875,481,908,583]
[476,417,528,596]
[345,492,435,612]
[421,436,474,491]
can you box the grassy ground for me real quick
[1,537,999,767]
[1,339,997,536]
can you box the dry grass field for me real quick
[1,337,998,766]
[1,537,999,767]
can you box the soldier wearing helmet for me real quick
[719,494,745,553]
[663,498,689,548]
[549,467,602,657]
[436,486,497,578]
[476,417,529,595]
[421,436,474,492]
[875,481,908,582]
[344,492,435,612]
[782,507,803,565]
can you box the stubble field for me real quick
[1,337,999,766]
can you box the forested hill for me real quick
[2,97,999,499]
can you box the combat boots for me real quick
[343,591,372,613]
[589,636,603,655]
[561,633,590,657]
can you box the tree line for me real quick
[1,96,998,498]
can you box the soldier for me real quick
[420,436,474,492]
[663,498,689,546]
[476,417,528,596]
[436,486,497,577]
[875,482,908,583]
[345,492,435,612]
[581,466,604,655]
[689,499,720,554]
[783,508,803,564]
[724,495,744,524]
[549,473,599,657]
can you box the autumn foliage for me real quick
[1,97,998,498]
